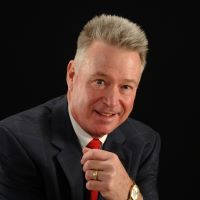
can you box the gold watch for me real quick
[128,184,140,200]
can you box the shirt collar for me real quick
[68,107,107,148]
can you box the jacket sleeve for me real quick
[0,126,45,200]
[137,132,161,200]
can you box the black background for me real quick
[1,1,199,199]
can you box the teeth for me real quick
[100,113,113,116]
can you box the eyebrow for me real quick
[91,72,109,78]
[91,72,138,86]
[123,79,138,85]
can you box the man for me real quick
[0,14,161,200]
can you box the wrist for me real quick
[128,183,140,200]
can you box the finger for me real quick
[82,147,90,154]
[85,169,99,181]
[85,169,112,182]
[81,149,113,164]
[82,160,106,172]
[86,180,106,192]
[85,169,103,181]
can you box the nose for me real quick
[102,86,120,107]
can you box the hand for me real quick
[81,148,133,200]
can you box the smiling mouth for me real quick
[95,111,119,117]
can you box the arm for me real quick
[81,148,143,200]
[136,132,161,200]
[81,132,161,200]
[0,126,45,200]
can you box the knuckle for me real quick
[83,160,90,171]
[86,160,92,168]
[111,153,118,161]
[105,181,113,192]
[86,180,95,190]
[86,181,91,190]
[91,149,98,159]
[108,172,115,179]
[85,170,90,180]
[109,164,115,171]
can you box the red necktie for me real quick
[86,138,101,200]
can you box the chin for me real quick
[91,126,116,137]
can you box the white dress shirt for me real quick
[68,108,107,148]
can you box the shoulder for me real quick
[119,118,161,170]
[0,95,66,138]
[120,117,161,146]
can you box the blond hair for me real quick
[74,14,148,69]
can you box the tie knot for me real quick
[86,138,101,149]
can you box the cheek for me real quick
[123,96,135,112]
[85,86,104,102]
[69,82,84,106]
[72,85,97,109]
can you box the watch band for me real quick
[128,184,140,200]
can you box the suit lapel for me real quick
[56,142,85,200]
[50,96,85,200]
[103,128,133,173]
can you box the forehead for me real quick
[80,41,142,79]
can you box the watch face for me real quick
[131,184,139,200]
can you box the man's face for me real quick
[67,41,142,137]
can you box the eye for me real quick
[92,79,106,89]
[120,85,136,95]
[121,85,132,90]
[95,79,105,85]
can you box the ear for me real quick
[66,60,76,90]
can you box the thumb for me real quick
[82,147,90,154]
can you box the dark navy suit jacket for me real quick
[0,95,161,200]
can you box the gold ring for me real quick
[92,170,98,180]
